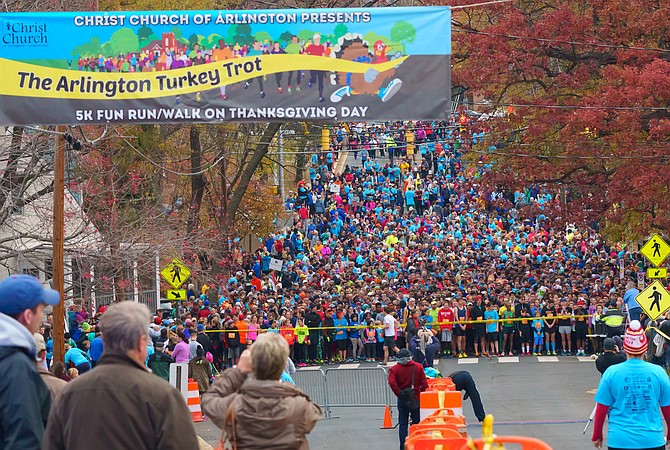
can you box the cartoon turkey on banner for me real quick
[329,33,404,104]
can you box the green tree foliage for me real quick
[390,21,416,52]
[107,28,139,55]
[188,33,200,48]
[71,36,102,57]
[137,25,154,45]
[202,33,223,49]
[279,31,294,44]
[170,25,183,41]
[334,23,348,40]
[254,31,273,44]
[298,29,315,43]
[232,23,254,45]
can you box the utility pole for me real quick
[278,126,285,199]
[52,127,65,364]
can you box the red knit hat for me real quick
[623,320,647,355]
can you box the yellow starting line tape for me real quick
[201,314,598,333]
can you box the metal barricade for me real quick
[324,367,395,409]
[293,368,330,417]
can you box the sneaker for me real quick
[378,78,402,102]
[278,87,283,93]
[318,96,325,103]
[552,351,557,356]
[308,81,313,88]
[244,81,250,90]
[296,85,301,92]
[260,91,266,99]
[566,351,572,356]
[330,85,352,103]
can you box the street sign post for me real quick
[640,234,670,268]
[636,280,670,321]
[647,267,668,280]
[161,258,191,289]
[166,289,187,300]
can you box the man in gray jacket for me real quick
[0,274,60,449]
[43,301,198,450]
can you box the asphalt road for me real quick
[194,355,601,450]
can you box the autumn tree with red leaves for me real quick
[448,0,670,241]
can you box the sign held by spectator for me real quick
[269,258,283,271]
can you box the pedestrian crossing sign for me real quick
[636,280,670,321]
[647,267,668,280]
[161,258,191,289]
[640,234,670,268]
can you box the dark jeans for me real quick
[397,398,420,450]
[629,307,642,323]
[451,371,486,422]
[308,332,320,361]
[76,362,91,375]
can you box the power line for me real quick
[466,100,670,111]
[453,27,669,53]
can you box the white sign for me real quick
[269,258,283,271]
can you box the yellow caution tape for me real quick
[202,314,595,333]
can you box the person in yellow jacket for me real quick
[294,318,309,367]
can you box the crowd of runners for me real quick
[33,114,661,378]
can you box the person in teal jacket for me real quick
[64,343,91,374]
[333,311,349,362]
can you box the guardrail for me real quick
[293,366,395,418]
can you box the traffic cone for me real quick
[187,378,203,422]
[380,405,395,429]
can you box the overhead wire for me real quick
[452,27,670,53]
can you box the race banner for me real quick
[0,7,450,125]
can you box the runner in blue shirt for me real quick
[593,321,670,449]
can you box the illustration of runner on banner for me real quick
[0,7,451,125]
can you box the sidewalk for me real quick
[198,436,213,450]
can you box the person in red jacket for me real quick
[438,302,455,358]
[388,348,428,450]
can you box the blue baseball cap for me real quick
[0,275,60,316]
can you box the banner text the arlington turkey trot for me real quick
[0,7,450,124]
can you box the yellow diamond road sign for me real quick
[166,289,187,301]
[161,258,191,289]
[647,267,668,279]
[640,234,670,268]
[636,280,670,321]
